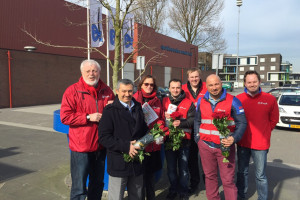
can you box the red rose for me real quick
[170,112,182,120]
[228,126,235,133]
[212,112,229,119]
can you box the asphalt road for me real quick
[0,88,299,200]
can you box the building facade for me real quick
[0,0,197,108]
[217,53,292,87]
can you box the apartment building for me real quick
[216,53,292,87]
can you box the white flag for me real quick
[108,7,116,51]
[90,0,104,47]
[123,13,134,54]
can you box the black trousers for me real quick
[188,138,203,188]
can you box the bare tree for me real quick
[23,0,165,90]
[168,0,226,53]
[131,0,167,33]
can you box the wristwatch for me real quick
[86,115,90,121]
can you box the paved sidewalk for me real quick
[0,104,299,200]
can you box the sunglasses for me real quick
[143,83,154,87]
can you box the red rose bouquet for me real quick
[212,112,233,163]
[165,112,185,151]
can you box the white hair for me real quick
[80,59,101,72]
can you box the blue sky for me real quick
[221,0,300,71]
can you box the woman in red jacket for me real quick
[133,75,165,200]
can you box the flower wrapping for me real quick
[123,123,165,163]
[212,112,233,163]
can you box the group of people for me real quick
[60,59,279,200]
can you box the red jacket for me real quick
[199,94,235,144]
[236,89,279,150]
[162,97,193,139]
[182,81,207,106]
[133,92,165,152]
[60,79,115,152]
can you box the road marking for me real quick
[0,121,54,132]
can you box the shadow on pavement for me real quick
[246,159,300,200]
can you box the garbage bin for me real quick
[53,109,164,190]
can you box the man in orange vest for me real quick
[182,68,207,194]
[163,79,195,200]
[194,74,247,200]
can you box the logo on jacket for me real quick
[258,102,268,105]
[102,95,110,98]
[179,107,187,110]
[216,109,226,112]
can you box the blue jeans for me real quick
[165,141,190,196]
[70,149,106,200]
[236,146,268,200]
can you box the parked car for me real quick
[276,92,300,129]
[222,82,233,92]
[267,87,300,99]
[157,87,169,100]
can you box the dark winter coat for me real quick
[98,96,148,177]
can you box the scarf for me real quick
[80,77,101,99]
[135,89,158,106]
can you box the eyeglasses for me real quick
[143,83,154,87]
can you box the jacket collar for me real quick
[169,90,186,104]
[244,87,262,98]
[187,79,203,93]
[204,88,227,102]
[112,95,139,110]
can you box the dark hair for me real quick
[243,70,261,83]
[168,78,182,87]
[117,79,134,90]
[137,75,157,92]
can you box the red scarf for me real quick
[135,89,158,106]
[80,77,101,99]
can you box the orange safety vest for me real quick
[163,97,193,139]
[199,94,235,144]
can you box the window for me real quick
[260,58,265,62]
[271,57,276,62]
[260,66,265,71]
[250,67,254,70]
[239,75,244,80]
[240,67,244,71]
[260,74,265,79]
[270,66,276,70]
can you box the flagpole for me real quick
[87,0,90,59]
[106,12,110,86]
[120,12,124,79]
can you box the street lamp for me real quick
[24,46,36,51]
[236,0,242,84]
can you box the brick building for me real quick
[0,0,197,108]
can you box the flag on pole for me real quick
[123,13,134,54]
[108,7,116,51]
[90,0,104,47]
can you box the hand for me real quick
[221,136,234,147]
[129,140,140,158]
[89,112,102,122]
[172,120,180,127]
[165,112,171,119]
[106,100,113,105]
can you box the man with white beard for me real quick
[61,59,114,200]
